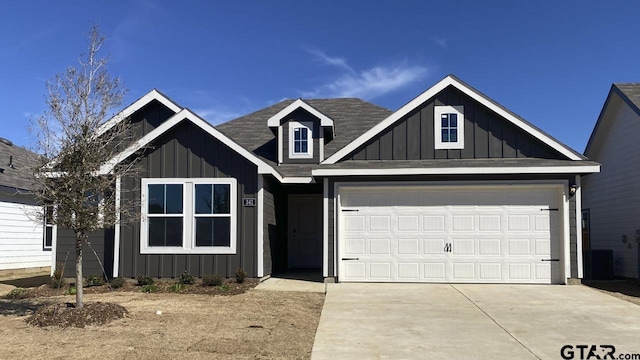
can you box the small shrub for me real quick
[179,271,195,285]
[85,275,106,287]
[109,277,126,289]
[169,282,185,292]
[235,268,247,284]
[5,288,28,299]
[140,284,157,293]
[137,276,154,286]
[219,283,230,292]
[68,286,77,295]
[50,263,65,289]
[202,274,223,287]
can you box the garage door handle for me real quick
[341,209,359,212]
[541,259,560,262]
[342,258,359,261]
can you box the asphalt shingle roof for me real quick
[215,98,392,177]
[615,83,640,111]
[0,140,37,191]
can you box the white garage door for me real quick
[338,185,563,284]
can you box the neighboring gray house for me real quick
[0,139,51,275]
[583,83,640,279]
[53,75,599,284]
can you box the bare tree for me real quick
[30,25,139,308]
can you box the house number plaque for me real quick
[243,198,256,207]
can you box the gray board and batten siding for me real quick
[348,85,565,161]
[56,100,260,279]
[118,120,259,279]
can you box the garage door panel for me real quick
[345,238,366,255]
[424,238,446,254]
[398,238,419,254]
[370,262,391,279]
[479,263,502,280]
[398,263,420,279]
[370,216,390,231]
[508,238,532,255]
[424,263,446,279]
[345,215,366,231]
[508,263,532,280]
[478,215,501,231]
[423,215,445,231]
[369,238,391,254]
[344,262,366,279]
[478,238,501,255]
[451,238,475,255]
[452,263,475,280]
[339,186,562,284]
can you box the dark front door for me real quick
[288,194,322,268]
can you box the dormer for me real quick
[267,99,335,164]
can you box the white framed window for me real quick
[289,121,313,159]
[140,178,237,254]
[434,105,464,150]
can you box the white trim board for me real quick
[112,176,121,278]
[575,175,583,279]
[312,165,600,177]
[323,75,584,164]
[95,89,182,139]
[322,177,329,278]
[267,99,335,129]
[257,176,264,278]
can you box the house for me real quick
[582,83,640,279]
[53,75,599,284]
[0,138,51,276]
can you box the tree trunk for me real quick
[75,232,85,308]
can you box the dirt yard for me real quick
[584,278,640,306]
[0,289,325,359]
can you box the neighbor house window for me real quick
[289,121,313,159]
[141,178,237,254]
[434,105,464,149]
[43,205,54,250]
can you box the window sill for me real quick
[140,246,236,255]
[289,153,313,159]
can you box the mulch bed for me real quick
[6,278,258,299]
[26,302,128,328]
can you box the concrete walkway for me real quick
[311,284,640,360]
[254,276,326,293]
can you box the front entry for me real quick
[288,194,322,268]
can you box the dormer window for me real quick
[294,127,308,153]
[434,105,464,150]
[289,121,313,159]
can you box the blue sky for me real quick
[1,1,638,152]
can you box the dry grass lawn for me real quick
[0,290,325,359]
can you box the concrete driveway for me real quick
[311,284,640,360]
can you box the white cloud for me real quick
[301,63,428,100]
[193,107,241,125]
[433,37,447,48]
[304,47,355,73]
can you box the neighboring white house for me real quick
[583,83,640,279]
[0,138,51,275]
